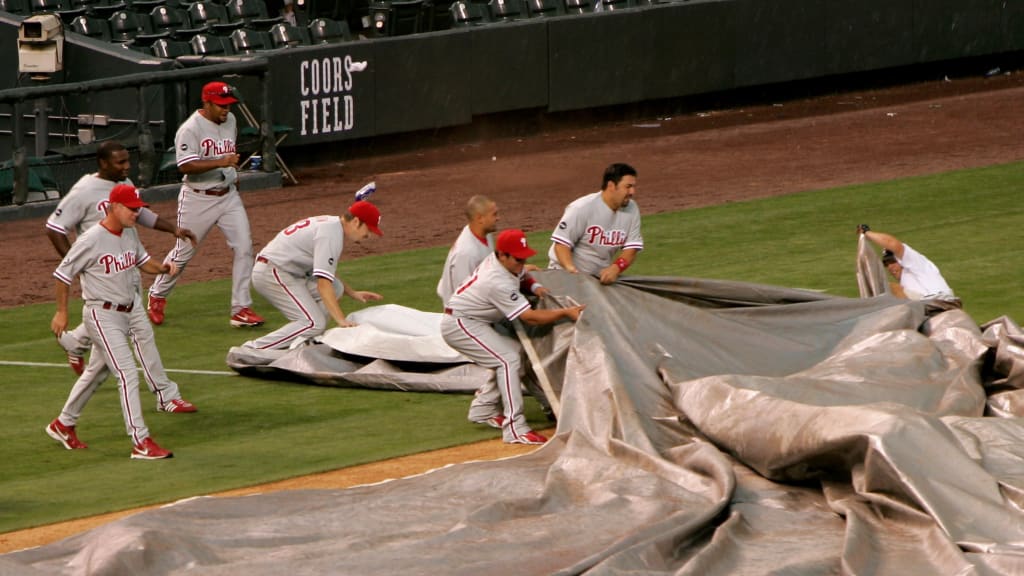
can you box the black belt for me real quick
[256,255,269,264]
[444,308,453,315]
[101,301,133,312]
[195,187,230,196]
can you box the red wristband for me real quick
[615,257,629,272]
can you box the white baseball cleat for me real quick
[354,181,376,201]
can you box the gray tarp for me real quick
[5,247,1024,575]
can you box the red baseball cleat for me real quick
[147,295,166,325]
[67,353,85,376]
[230,307,265,327]
[158,398,198,413]
[475,415,506,429]
[46,418,88,450]
[508,430,548,445]
[131,437,173,460]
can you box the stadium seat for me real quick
[189,31,235,54]
[268,21,310,47]
[30,0,66,13]
[87,0,126,17]
[448,0,487,26]
[151,36,191,57]
[108,9,152,42]
[367,0,423,36]
[130,0,165,11]
[561,0,590,14]
[70,14,112,40]
[521,0,562,17]
[187,0,229,26]
[149,4,189,32]
[225,0,281,26]
[419,0,452,31]
[0,0,31,15]
[307,17,350,43]
[597,0,628,10]
[486,0,520,21]
[229,27,272,52]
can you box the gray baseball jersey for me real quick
[547,191,643,275]
[150,109,255,314]
[245,216,345,350]
[175,109,238,191]
[436,225,494,306]
[54,223,182,444]
[259,215,344,281]
[442,253,539,442]
[446,253,531,322]
[47,173,151,358]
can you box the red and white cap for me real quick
[496,229,536,259]
[109,184,148,208]
[349,200,383,236]
[202,81,239,106]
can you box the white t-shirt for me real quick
[897,244,955,301]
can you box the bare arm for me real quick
[518,304,586,326]
[140,259,177,276]
[46,229,72,258]
[598,247,639,284]
[154,214,198,246]
[51,281,70,336]
[863,230,905,258]
[318,277,354,327]
[553,243,578,274]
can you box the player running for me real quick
[147,81,265,328]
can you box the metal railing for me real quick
[0,57,275,205]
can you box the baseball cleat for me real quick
[131,437,173,460]
[67,353,85,376]
[230,307,265,327]
[354,181,376,201]
[147,295,166,325]
[474,415,506,429]
[159,398,198,413]
[46,419,88,450]
[508,430,548,445]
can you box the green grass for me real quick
[1,161,1021,533]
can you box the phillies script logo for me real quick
[584,226,626,247]
[98,251,139,274]
[200,138,236,157]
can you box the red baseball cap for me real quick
[349,200,382,236]
[202,81,239,106]
[109,184,148,209]
[496,229,536,260]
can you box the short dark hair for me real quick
[96,141,126,164]
[882,249,897,265]
[602,163,637,189]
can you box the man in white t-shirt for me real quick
[858,225,959,306]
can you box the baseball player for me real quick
[857,225,960,306]
[436,195,499,307]
[241,200,384,351]
[548,163,643,284]
[46,141,195,376]
[48,184,196,460]
[443,229,585,445]
[147,81,265,328]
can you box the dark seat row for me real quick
[451,0,660,25]
[148,18,349,57]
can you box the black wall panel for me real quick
[469,20,548,115]
[372,31,472,135]
[269,42,377,143]
[548,10,651,112]
[643,0,738,101]
[733,0,826,88]
[913,0,1004,63]
[823,0,915,75]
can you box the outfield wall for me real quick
[1,0,1023,157]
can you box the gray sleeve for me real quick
[136,207,158,229]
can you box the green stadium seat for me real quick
[420,0,452,31]
[368,0,423,36]
[70,13,112,40]
[307,17,351,43]
[151,36,191,57]
[108,8,153,41]
[229,26,272,52]
[449,0,487,26]
[561,0,590,14]
[187,0,229,26]
[521,0,562,17]
[268,21,311,47]
[149,3,189,32]
[486,0,520,21]
[0,0,31,15]
[189,30,235,54]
